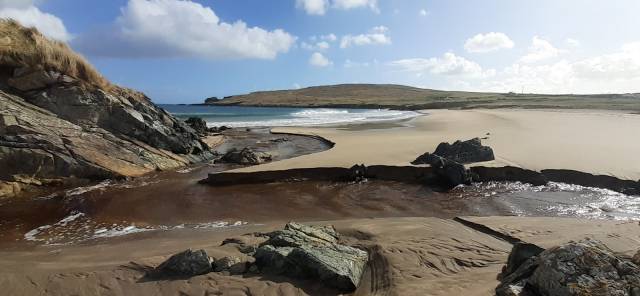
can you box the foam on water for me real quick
[205,108,420,127]
[23,211,249,245]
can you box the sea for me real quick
[160,105,420,127]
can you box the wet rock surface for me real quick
[497,239,640,296]
[254,222,369,292]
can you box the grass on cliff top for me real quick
[0,19,109,89]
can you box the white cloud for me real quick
[340,26,391,48]
[295,0,328,15]
[296,0,378,15]
[0,4,71,41]
[309,52,332,67]
[320,33,337,42]
[464,32,514,53]
[292,83,302,89]
[520,36,562,63]
[333,0,378,13]
[75,0,295,60]
[464,42,640,94]
[419,9,429,16]
[301,40,330,51]
[390,52,495,78]
[566,38,580,47]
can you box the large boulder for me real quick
[496,239,640,296]
[254,222,368,292]
[413,137,494,165]
[219,148,272,165]
[184,117,208,136]
[153,249,213,278]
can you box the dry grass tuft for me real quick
[0,19,110,89]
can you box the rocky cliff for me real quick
[0,20,212,198]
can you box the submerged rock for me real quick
[153,249,212,277]
[254,222,368,292]
[497,239,640,296]
[413,137,495,165]
[219,148,272,165]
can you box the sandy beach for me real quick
[1,216,638,296]
[234,109,640,181]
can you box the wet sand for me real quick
[236,109,640,181]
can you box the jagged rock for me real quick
[254,222,368,292]
[497,239,640,296]
[633,250,640,265]
[0,181,21,199]
[153,249,212,277]
[413,137,495,165]
[219,148,272,165]
[184,117,208,136]
[213,256,247,274]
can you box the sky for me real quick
[1,0,640,103]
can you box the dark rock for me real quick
[184,117,208,136]
[501,243,545,279]
[219,148,272,165]
[424,154,472,188]
[254,222,368,292]
[208,125,230,133]
[496,239,640,296]
[413,137,494,164]
[153,249,212,277]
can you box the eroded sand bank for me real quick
[234,109,640,181]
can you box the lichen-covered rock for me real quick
[254,222,368,292]
[497,239,640,296]
[154,249,212,277]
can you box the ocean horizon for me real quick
[160,104,420,128]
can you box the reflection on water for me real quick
[451,181,640,220]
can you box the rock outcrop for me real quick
[254,222,369,292]
[0,21,212,198]
[218,148,272,165]
[496,239,640,296]
[184,117,208,136]
[153,249,213,278]
[416,153,472,188]
[412,137,495,165]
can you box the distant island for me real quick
[205,84,640,111]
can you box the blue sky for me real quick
[2,0,640,103]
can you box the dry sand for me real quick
[1,217,638,296]
[234,109,640,181]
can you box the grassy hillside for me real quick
[209,84,640,111]
[0,19,109,89]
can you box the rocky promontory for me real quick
[0,20,212,198]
